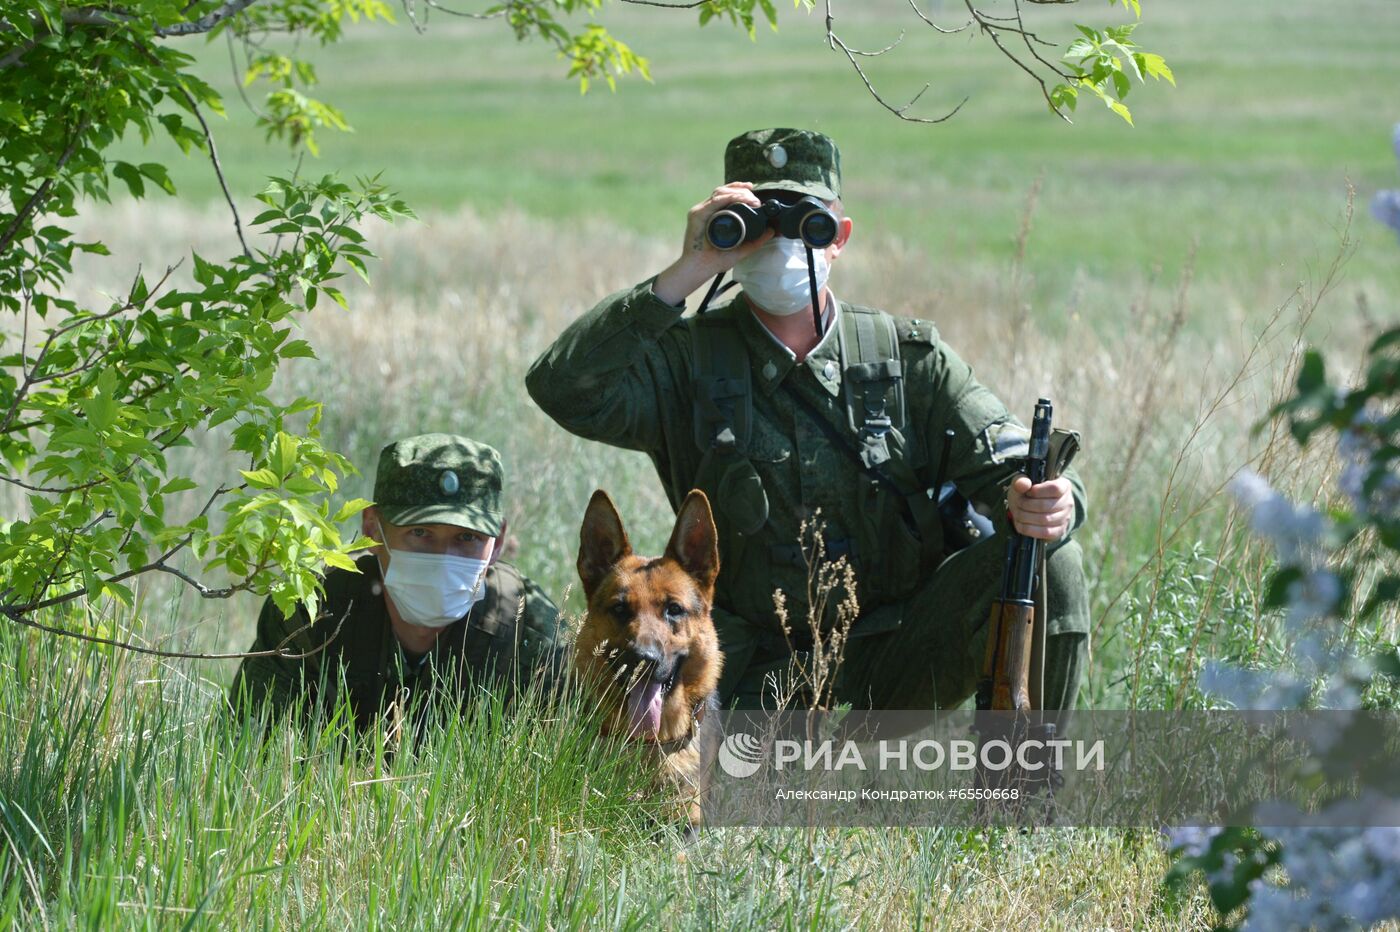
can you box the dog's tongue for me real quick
[624,679,666,738]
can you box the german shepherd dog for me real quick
[574,489,724,834]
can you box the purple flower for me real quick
[1374,190,1400,240]
[1373,123,1400,240]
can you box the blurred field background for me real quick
[4,0,1400,926]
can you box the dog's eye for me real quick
[663,601,686,623]
[609,602,631,622]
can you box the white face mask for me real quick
[731,236,830,316]
[379,548,490,629]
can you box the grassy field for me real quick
[4,0,1400,926]
[123,0,1400,296]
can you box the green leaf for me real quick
[321,550,360,572]
[1296,350,1326,393]
[111,161,145,198]
[273,431,298,478]
[1263,567,1304,611]
[138,162,177,196]
[333,498,372,523]
[279,339,317,359]
[240,468,280,489]
[1049,83,1079,114]
[1140,52,1176,86]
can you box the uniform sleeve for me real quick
[920,337,1089,541]
[524,277,687,453]
[514,576,570,699]
[226,594,321,718]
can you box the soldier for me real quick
[526,128,1090,712]
[228,433,566,729]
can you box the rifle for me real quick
[977,397,1053,715]
[974,398,1060,806]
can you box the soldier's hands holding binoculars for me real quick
[654,183,775,306]
[1007,475,1074,541]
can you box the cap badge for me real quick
[766,144,788,168]
[439,469,460,495]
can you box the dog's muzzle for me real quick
[618,646,687,739]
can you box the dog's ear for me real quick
[578,489,631,599]
[664,489,719,592]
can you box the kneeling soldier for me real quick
[228,433,565,729]
[526,128,1089,712]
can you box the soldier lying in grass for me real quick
[228,433,566,731]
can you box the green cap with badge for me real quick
[724,127,842,201]
[373,433,504,536]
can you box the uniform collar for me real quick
[737,292,844,398]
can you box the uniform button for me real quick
[762,361,777,380]
[822,361,838,381]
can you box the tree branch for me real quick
[825,1,967,124]
[0,262,180,435]
[615,0,712,8]
[2,602,351,661]
[906,0,973,34]
[153,0,261,37]
[0,119,90,257]
[964,0,1071,123]
[174,84,251,259]
[0,0,262,70]
[6,483,244,616]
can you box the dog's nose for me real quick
[627,643,664,668]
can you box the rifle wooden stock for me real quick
[980,597,1035,712]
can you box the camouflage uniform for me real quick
[526,130,1090,711]
[228,434,566,729]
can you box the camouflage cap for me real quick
[724,128,842,202]
[373,433,504,536]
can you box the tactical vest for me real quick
[688,303,948,608]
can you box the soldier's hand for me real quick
[654,182,775,306]
[1007,475,1074,541]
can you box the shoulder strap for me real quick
[837,306,906,469]
[690,310,753,454]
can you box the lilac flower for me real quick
[1337,413,1400,519]
[1374,123,1400,240]
[1175,132,1400,927]
[1238,815,1400,930]
[1228,469,1273,510]
[1166,825,1223,857]
[1374,191,1400,240]
[1199,659,1308,710]
[1227,469,1328,564]
[1286,570,1341,626]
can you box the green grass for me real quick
[1,627,1208,928]
[118,0,1400,296]
[6,0,1400,925]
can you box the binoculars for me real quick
[706,195,839,251]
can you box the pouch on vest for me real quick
[690,316,769,536]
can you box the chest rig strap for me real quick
[838,306,907,467]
